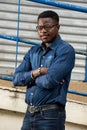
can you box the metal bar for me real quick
[27,0,87,13]
[0,34,87,56]
[76,51,87,56]
[0,34,39,45]
[85,57,87,81]
[0,75,13,81]
[15,0,21,68]
[85,47,87,81]
[0,75,87,97]
[68,89,87,97]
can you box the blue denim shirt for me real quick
[13,35,75,106]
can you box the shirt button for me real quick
[30,103,32,105]
[31,93,33,96]
[42,56,45,58]
[30,82,32,84]
[41,64,43,67]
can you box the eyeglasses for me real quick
[36,24,58,31]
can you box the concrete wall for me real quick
[0,85,87,130]
[0,110,24,130]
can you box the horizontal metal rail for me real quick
[0,34,87,56]
[27,0,87,13]
[68,89,87,97]
[0,34,39,46]
[0,75,87,97]
[0,75,13,82]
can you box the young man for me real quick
[13,10,75,130]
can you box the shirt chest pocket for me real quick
[43,53,56,67]
[30,49,57,69]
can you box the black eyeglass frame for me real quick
[36,24,58,31]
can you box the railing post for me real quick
[15,0,21,68]
[85,54,87,82]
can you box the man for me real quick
[13,10,75,130]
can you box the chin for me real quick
[42,39,51,43]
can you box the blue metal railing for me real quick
[27,0,87,13]
[0,0,87,97]
[0,34,87,56]
[0,35,39,46]
[0,75,13,82]
[15,0,21,68]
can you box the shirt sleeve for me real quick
[13,50,34,86]
[35,44,75,89]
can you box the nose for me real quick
[40,27,47,32]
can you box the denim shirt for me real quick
[13,35,75,106]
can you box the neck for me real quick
[45,43,51,47]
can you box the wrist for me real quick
[31,71,35,80]
[31,68,41,79]
[38,67,41,76]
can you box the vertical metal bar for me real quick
[15,0,21,68]
[85,46,87,82]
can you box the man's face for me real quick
[37,18,60,43]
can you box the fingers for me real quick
[60,79,65,84]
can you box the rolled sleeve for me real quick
[13,50,33,86]
[13,71,33,86]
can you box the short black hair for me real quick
[38,10,59,23]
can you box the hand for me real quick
[40,67,48,75]
[32,67,48,79]
[60,79,65,85]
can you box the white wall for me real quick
[0,86,87,130]
[0,110,24,130]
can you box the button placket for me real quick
[30,88,34,106]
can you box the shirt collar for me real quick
[40,35,62,50]
[49,35,62,49]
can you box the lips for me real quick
[41,35,49,39]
